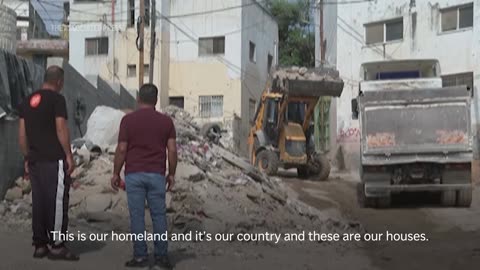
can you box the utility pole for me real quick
[149,0,156,83]
[319,0,325,65]
[111,0,115,84]
[138,0,145,88]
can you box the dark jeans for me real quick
[125,173,168,258]
[30,160,70,247]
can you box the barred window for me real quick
[199,96,223,118]
[442,72,474,89]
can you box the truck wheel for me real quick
[311,154,331,181]
[441,190,456,207]
[376,196,391,208]
[357,183,375,208]
[297,166,309,179]
[255,150,279,176]
[456,188,472,207]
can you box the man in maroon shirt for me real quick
[111,84,177,269]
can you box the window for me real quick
[169,97,185,109]
[442,72,474,89]
[85,37,108,56]
[249,99,256,123]
[267,54,273,73]
[143,64,150,77]
[127,64,136,78]
[128,0,135,28]
[199,96,223,118]
[249,41,256,62]
[199,36,225,56]
[365,18,403,44]
[385,20,403,41]
[441,4,473,32]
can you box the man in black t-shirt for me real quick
[18,66,79,261]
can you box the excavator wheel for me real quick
[310,154,331,181]
[255,150,279,176]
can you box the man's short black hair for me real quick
[44,66,64,84]
[139,83,158,105]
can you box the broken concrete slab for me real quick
[82,193,112,213]
[176,162,205,182]
[15,178,31,194]
[5,187,23,202]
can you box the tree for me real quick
[266,0,315,67]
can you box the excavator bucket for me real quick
[271,67,344,97]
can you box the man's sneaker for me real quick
[125,257,149,268]
[154,256,173,270]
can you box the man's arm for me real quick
[113,142,128,176]
[111,142,127,191]
[18,118,28,157]
[112,117,128,191]
[56,117,75,175]
[166,138,177,191]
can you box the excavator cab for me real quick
[248,67,344,180]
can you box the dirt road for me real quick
[285,171,480,270]
[1,171,479,269]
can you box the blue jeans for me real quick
[125,173,168,258]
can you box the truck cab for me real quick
[352,59,473,208]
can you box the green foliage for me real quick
[266,0,315,67]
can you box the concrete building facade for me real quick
[68,0,170,107]
[317,0,480,170]
[68,0,278,155]
[169,0,278,154]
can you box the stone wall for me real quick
[0,5,17,54]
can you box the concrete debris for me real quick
[5,187,23,202]
[15,177,31,194]
[82,194,113,214]
[2,105,360,237]
[176,162,205,182]
[74,146,92,167]
[273,66,339,82]
[0,204,6,216]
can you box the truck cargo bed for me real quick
[359,86,472,156]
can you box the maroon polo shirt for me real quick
[118,107,176,175]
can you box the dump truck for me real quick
[352,59,473,207]
[248,67,344,180]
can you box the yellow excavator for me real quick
[248,67,344,180]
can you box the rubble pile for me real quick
[272,66,340,82]
[0,106,361,237]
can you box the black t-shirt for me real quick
[19,89,68,162]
